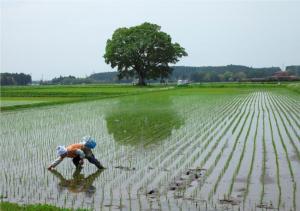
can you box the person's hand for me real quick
[79,159,84,165]
[47,165,54,171]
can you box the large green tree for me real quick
[104,22,187,85]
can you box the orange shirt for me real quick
[66,143,84,158]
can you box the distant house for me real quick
[177,79,189,85]
[270,71,298,81]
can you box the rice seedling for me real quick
[0,86,299,210]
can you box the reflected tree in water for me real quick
[106,94,183,146]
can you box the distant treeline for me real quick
[3,65,299,86]
[172,65,281,82]
[0,73,32,86]
[43,75,94,85]
[47,65,300,84]
[286,65,300,76]
[88,65,299,83]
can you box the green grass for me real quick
[0,202,89,211]
[0,84,171,111]
[1,82,298,112]
[286,83,300,93]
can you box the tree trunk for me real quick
[137,72,146,86]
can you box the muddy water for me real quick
[0,89,299,211]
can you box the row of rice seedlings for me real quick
[123,95,244,191]
[264,93,282,208]
[196,94,253,173]
[268,94,300,160]
[272,93,296,209]
[185,94,254,202]
[278,92,300,117]
[1,102,111,207]
[151,96,251,190]
[275,93,300,128]
[276,93,300,118]
[227,105,255,196]
[153,105,245,192]
[243,93,261,201]
[266,93,297,210]
[1,90,297,210]
[207,93,255,201]
[269,92,300,142]
[259,91,269,204]
[187,93,255,200]
[101,95,239,193]
[271,92,300,142]
[135,95,244,191]
[280,91,300,103]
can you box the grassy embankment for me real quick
[0,202,89,211]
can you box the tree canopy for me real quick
[103,22,187,85]
[0,73,32,85]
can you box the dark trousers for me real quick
[72,154,104,169]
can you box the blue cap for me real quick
[82,136,96,149]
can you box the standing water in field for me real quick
[0,88,299,211]
[106,94,183,146]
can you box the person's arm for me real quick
[75,149,85,159]
[75,149,85,165]
[48,156,65,170]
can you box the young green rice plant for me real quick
[264,94,281,208]
[266,93,297,209]
[198,96,250,170]
[269,93,300,142]
[228,109,255,196]
[260,92,267,204]
[276,94,300,119]
[244,97,260,201]
[187,94,253,199]
[179,97,248,170]
[269,94,300,163]
[271,95,300,154]
[207,94,255,200]
[124,95,245,191]
[276,95,300,128]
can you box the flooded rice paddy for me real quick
[0,88,299,210]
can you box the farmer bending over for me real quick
[48,136,105,170]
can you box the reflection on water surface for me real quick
[50,168,103,196]
[106,95,183,146]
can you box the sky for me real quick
[1,0,300,80]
